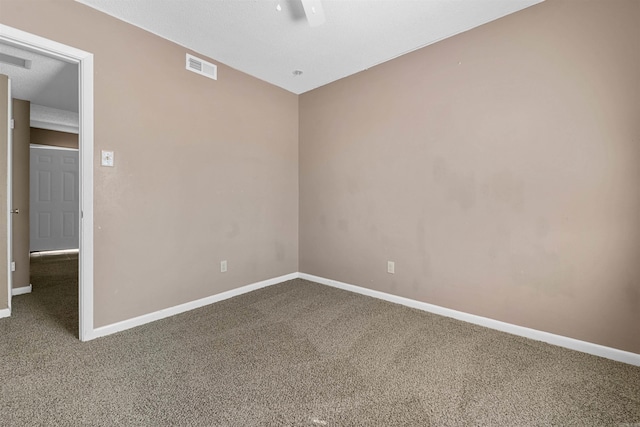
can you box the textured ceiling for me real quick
[77,0,542,94]
[0,43,78,112]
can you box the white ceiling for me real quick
[78,0,542,94]
[0,43,78,112]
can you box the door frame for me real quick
[0,24,95,341]
[3,76,12,318]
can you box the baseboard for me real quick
[0,308,10,319]
[12,284,32,296]
[89,272,299,340]
[30,248,79,256]
[84,271,640,366]
[298,273,640,367]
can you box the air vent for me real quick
[186,53,217,80]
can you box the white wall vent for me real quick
[186,53,217,80]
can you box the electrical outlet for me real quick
[387,261,395,274]
[221,260,227,273]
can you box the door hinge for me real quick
[10,119,15,129]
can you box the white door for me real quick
[30,145,79,252]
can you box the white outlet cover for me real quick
[387,261,395,274]
[101,150,114,167]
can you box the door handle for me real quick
[10,208,19,214]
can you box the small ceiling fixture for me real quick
[292,70,303,76]
[301,0,325,27]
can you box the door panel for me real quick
[30,146,79,252]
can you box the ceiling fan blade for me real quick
[301,0,325,27]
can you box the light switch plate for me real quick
[101,150,114,167]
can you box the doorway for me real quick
[0,25,94,341]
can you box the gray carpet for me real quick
[1,254,639,426]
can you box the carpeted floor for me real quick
[1,254,639,426]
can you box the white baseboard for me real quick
[299,273,640,367]
[30,248,79,256]
[12,284,32,296]
[89,272,299,340]
[84,270,640,366]
[0,308,10,319]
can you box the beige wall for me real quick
[30,128,78,149]
[2,0,638,355]
[0,75,8,311]
[0,0,299,327]
[300,0,640,354]
[12,99,29,289]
